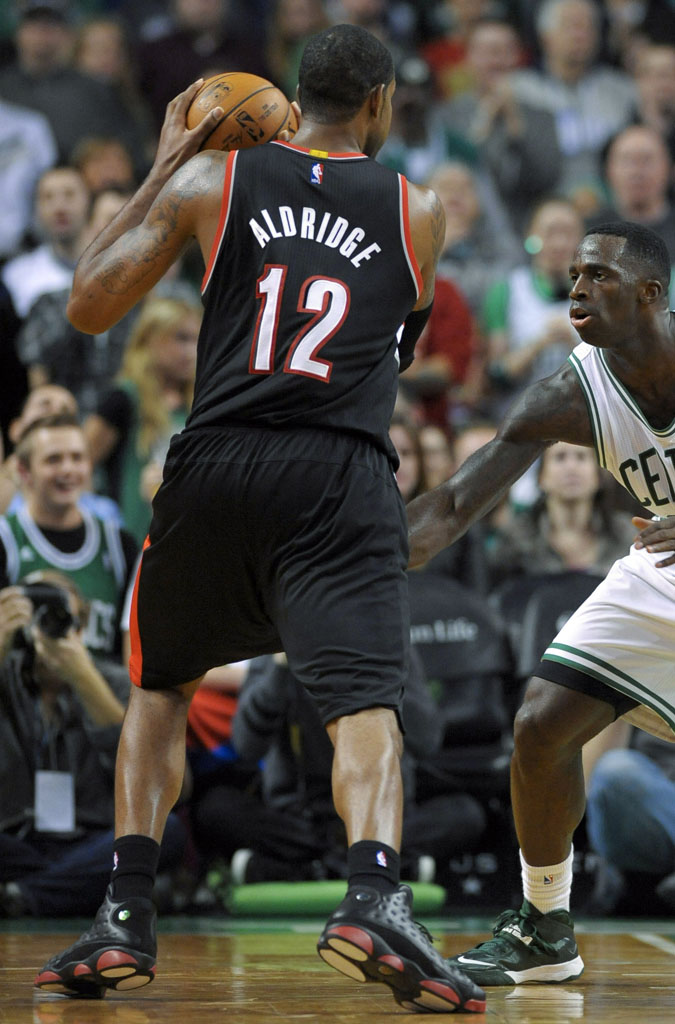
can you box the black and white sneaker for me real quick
[317,884,486,1013]
[34,886,156,998]
[447,899,584,986]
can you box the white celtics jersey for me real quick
[569,341,675,516]
[544,342,675,740]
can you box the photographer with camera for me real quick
[0,569,185,918]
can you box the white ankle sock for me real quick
[520,847,573,914]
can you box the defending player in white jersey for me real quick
[407,220,675,987]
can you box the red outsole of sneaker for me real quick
[34,971,61,986]
[420,979,461,1005]
[377,954,404,972]
[328,926,374,955]
[97,950,139,971]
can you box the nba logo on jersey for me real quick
[310,162,324,185]
[376,850,388,867]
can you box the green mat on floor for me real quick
[226,880,446,916]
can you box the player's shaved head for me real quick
[298,24,394,122]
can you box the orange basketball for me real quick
[186,72,298,152]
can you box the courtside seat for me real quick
[407,572,519,907]
[514,570,604,683]
[407,571,516,796]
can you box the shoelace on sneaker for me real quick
[472,908,561,958]
[414,919,436,944]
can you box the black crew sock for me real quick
[110,834,161,901]
[347,840,400,894]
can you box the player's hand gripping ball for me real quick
[186,72,298,151]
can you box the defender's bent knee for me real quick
[514,677,614,763]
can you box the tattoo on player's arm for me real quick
[95,178,200,295]
[98,259,131,294]
[95,246,161,295]
[146,190,184,244]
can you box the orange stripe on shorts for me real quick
[129,535,151,687]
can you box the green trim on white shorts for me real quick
[543,643,675,732]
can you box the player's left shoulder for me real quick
[404,178,444,247]
[405,179,440,219]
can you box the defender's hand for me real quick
[632,515,675,568]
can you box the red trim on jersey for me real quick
[399,175,423,298]
[201,150,238,294]
[271,140,367,159]
[129,535,150,688]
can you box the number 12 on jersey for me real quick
[249,265,351,382]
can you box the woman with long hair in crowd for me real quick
[488,441,637,582]
[84,295,201,545]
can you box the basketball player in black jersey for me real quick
[35,25,486,1014]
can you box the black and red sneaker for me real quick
[317,884,487,1013]
[34,886,156,998]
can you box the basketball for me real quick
[187,72,298,152]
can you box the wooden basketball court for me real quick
[3,916,675,1022]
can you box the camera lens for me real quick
[33,602,74,639]
[20,582,75,639]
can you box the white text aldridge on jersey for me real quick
[249,205,382,268]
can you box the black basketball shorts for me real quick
[128,424,409,724]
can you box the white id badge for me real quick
[34,770,75,832]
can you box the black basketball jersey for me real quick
[186,140,422,454]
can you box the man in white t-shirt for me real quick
[1,164,90,319]
[0,98,57,260]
